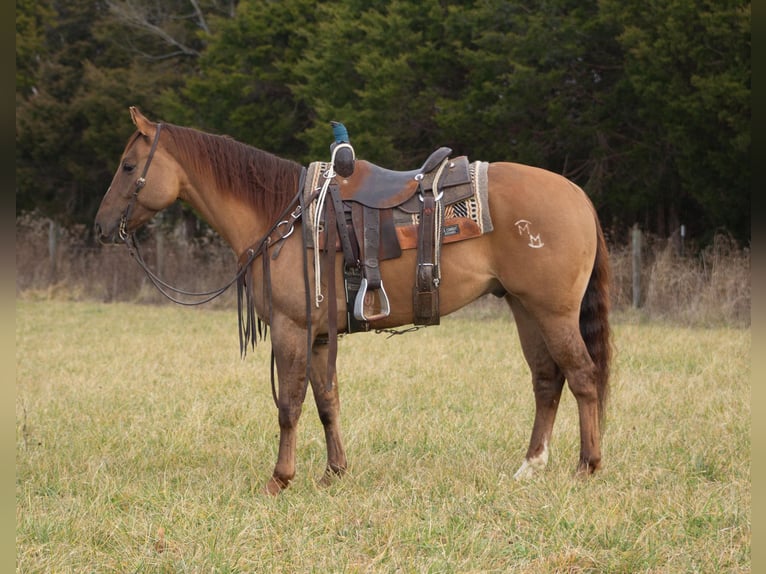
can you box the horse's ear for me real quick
[129,106,156,137]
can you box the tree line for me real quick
[16,0,750,245]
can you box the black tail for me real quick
[579,217,612,425]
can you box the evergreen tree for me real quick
[292,0,475,167]
[160,0,318,159]
[15,0,222,225]
[599,0,750,241]
[15,0,750,243]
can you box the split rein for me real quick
[123,234,255,307]
[121,203,301,308]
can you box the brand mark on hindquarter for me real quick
[514,219,545,248]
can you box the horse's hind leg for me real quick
[528,306,603,475]
[508,296,566,479]
[308,340,348,485]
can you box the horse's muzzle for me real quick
[94,221,120,245]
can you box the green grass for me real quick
[16,300,750,572]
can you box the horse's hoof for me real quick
[513,459,545,481]
[318,465,346,488]
[317,473,337,488]
[263,476,288,495]
[575,458,600,477]
[513,445,549,480]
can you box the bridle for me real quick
[116,122,303,309]
[119,123,163,242]
[117,122,246,306]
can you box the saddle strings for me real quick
[427,157,449,288]
[312,143,355,308]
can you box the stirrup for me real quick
[353,278,391,322]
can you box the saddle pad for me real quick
[303,159,492,251]
[394,160,491,249]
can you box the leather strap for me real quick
[413,190,441,325]
[329,184,357,268]
[323,195,339,388]
[362,206,381,290]
[120,123,163,240]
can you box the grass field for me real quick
[16,300,750,572]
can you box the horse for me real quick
[94,107,612,495]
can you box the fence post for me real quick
[680,224,685,257]
[632,224,642,308]
[48,219,59,284]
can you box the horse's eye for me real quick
[123,162,136,173]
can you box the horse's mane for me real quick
[161,123,303,223]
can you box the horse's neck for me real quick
[179,181,269,257]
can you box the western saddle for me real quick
[312,145,474,333]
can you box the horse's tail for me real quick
[579,215,612,425]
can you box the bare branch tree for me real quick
[106,0,207,58]
[188,0,210,34]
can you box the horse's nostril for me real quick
[94,222,112,244]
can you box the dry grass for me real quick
[643,234,750,326]
[608,232,750,327]
[16,300,750,572]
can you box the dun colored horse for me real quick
[95,107,612,494]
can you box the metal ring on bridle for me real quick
[118,215,129,241]
[276,219,295,239]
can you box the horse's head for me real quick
[94,107,181,243]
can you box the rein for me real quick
[123,233,257,306]
[122,183,305,317]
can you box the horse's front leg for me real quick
[309,339,347,485]
[265,321,311,495]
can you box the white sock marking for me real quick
[513,441,549,480]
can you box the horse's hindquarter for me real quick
[483,162,598,306]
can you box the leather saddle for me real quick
[336,146,453,209]
[316,146,473,331]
